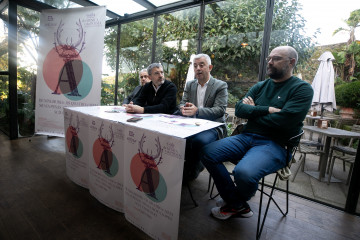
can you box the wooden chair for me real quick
[326,124,360,185]
[335,118,359,129]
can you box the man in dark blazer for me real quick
[180,53,228,181]
[125,63,177,114]
[122,68,150,105]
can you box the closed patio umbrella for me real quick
[311,51,337,118]
[185,54,195,85]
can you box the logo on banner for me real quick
[130,134,167,202]
[92,122,119,177]
[42,19,93,101]
[65,113,83,158]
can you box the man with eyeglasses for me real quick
[125,63,177,114]
[122,69,151,105]
[201,46,313,220]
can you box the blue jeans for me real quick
[184,128,219,181]
[201,132,288,206]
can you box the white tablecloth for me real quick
[63,106,223,240]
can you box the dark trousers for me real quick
[183,128,218,181]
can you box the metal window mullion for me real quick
[197,0,205,54]
[8,0,18,139]
[114,23,121,105]
[345,144,360,214]
[151,14,158,63]
[258,0,275,82]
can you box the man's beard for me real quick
[267,64,289,79]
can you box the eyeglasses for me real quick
[266,56,292,62]
[140,75,148,79]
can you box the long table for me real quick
[302,126,360,182]
[63,106,223,240]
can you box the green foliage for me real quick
[100,73,141,105]
[17,91,35,136]
[103,0,315,105]
[335,81,360,110]
[117,72,139,104]
[227,93,239,108]
[226,122,234,137]
[332,42,360,82]
[202,0,315,82]
[332,9,360,82]
[104,19,153,73]
[101,80,116,106]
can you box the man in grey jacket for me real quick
[180,53,228,181]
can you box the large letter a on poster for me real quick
[35,6,106,137]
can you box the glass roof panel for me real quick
[90,0,146,16]
[148,0,183,7]
[35,0,82,9]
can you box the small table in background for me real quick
[302,125,360,182]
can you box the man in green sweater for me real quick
[201,46,313,220]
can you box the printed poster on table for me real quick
[124,125,186,240]
[63,107,90,188]
[35,6,106,136]
[88,116,125,213]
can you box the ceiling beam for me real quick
[70,0,122,19]
[14,0,56,11]
[105,0,222,27]
[0,0,9,14]
[132,0,156,11]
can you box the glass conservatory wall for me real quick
[0,7,8,72]
[16,6,40,137]
[203,0,267,107]
[155,6,200,102]
[0,74,9,135]
[101,25,118,105]
[267,0,360,212]
[0,6,9,135]
[116,18,153,105]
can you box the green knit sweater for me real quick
[235,76,313,146]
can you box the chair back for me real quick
[277,130,304,180]
[348,125,360,147]
[335,118,359,129]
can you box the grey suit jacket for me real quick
[180,76,228,138]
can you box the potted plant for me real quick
[335,81,360,118]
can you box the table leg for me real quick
[318,136,331,180]
[304,136,341,183]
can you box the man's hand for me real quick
[122,101,133,107]
[269,107,281,114]
[181,102,198,116]
[125,102,144,114]
[242,96,255,106]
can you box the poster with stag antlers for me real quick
[35,6,106,137]
[63,107,90,188]
[124,125,186,240]
[88,116,126,213]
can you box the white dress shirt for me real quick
[197,79,209,108]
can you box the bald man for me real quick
[201,46,314,220]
